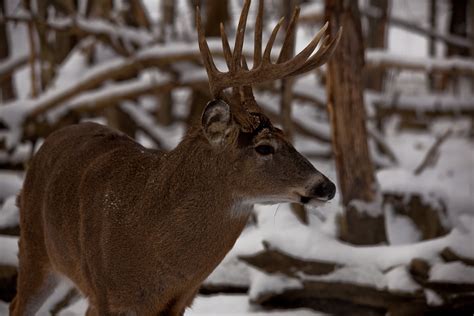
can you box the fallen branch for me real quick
[239,246,338,278]
[441,247,474,266]
[414,129,452,175]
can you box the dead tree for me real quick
[0,0,15,101]
[325,0,386,244]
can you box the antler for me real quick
[196,0,342,130]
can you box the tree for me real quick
[325,0,386,245]
[365,0,388,92]
[0,0,15,101]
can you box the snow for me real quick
[205,226,263,288]
[377,129,474,223]
[377,168,447,211]
[0,171,23,200]
[0,196,19,229]
[48,71,172,122]
[367,90,474,111]
[424,289,443,306]
[58,294,324,316]
[189,294,321,316]
[0,54,28,77]
[429,262,474,284]
[384,204,422,245]
[120,101,185,150]
[262,217,470,271]
[0,235,18,266]
[249,270,303,301]
[385,266,421,293]
[245,202,473,299]
[367,50,474,74]
[301,265,386,290]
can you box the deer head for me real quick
[196,0,340,206]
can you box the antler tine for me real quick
[220,22,232,69]
[196,6,221,97]
[262,17,285,63]
[241,54,263,114]
[195,1,342,108]
[277,6,300,64]
[232,0,251,72]
[287,26,343,77]
[279,21,327,67]
[253,0,264,69]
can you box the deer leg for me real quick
[9,259,58,316]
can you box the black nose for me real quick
[313,180,336,200]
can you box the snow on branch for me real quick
[367,91,474,112]
[48,72,174,122]
[299,3,473,50]
[0,53,29,82]
[0,14,154,55]
[366,50,474,76]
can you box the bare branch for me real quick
[414,129,452,175]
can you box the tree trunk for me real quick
[89,0,137,137]
[204,0,229,36]
[447,0,469,57]
[23,0,38,97]
[325,0,386,245]
[443,0,469,92]
[279,0,308,225]
[156,0,175,126]
[365,0,388,91]
[0,0,15,102]
[279,0,297,140]
[52,0,78,67]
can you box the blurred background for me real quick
[0,0,473,315]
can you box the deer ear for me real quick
[202,100,235,146]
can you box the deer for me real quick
[10,0,341,315]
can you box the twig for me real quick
[414,129,452,175]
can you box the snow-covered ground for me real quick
[49,294,324,316]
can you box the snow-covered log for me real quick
[243,241,474,315]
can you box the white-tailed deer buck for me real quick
[11,1,340,315]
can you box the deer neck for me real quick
[152,129,251,222]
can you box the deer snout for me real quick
[310,179,336,201]
[298,177,336,204]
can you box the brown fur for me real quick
[11,0,340,312]
[11,107,335,315]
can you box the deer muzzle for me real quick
[296,177,336,205]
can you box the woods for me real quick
[0,0,473,315]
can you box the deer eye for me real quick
[255,145,275,155]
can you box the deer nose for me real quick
[312,180,336,200]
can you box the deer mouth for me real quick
[299,195,329,206]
